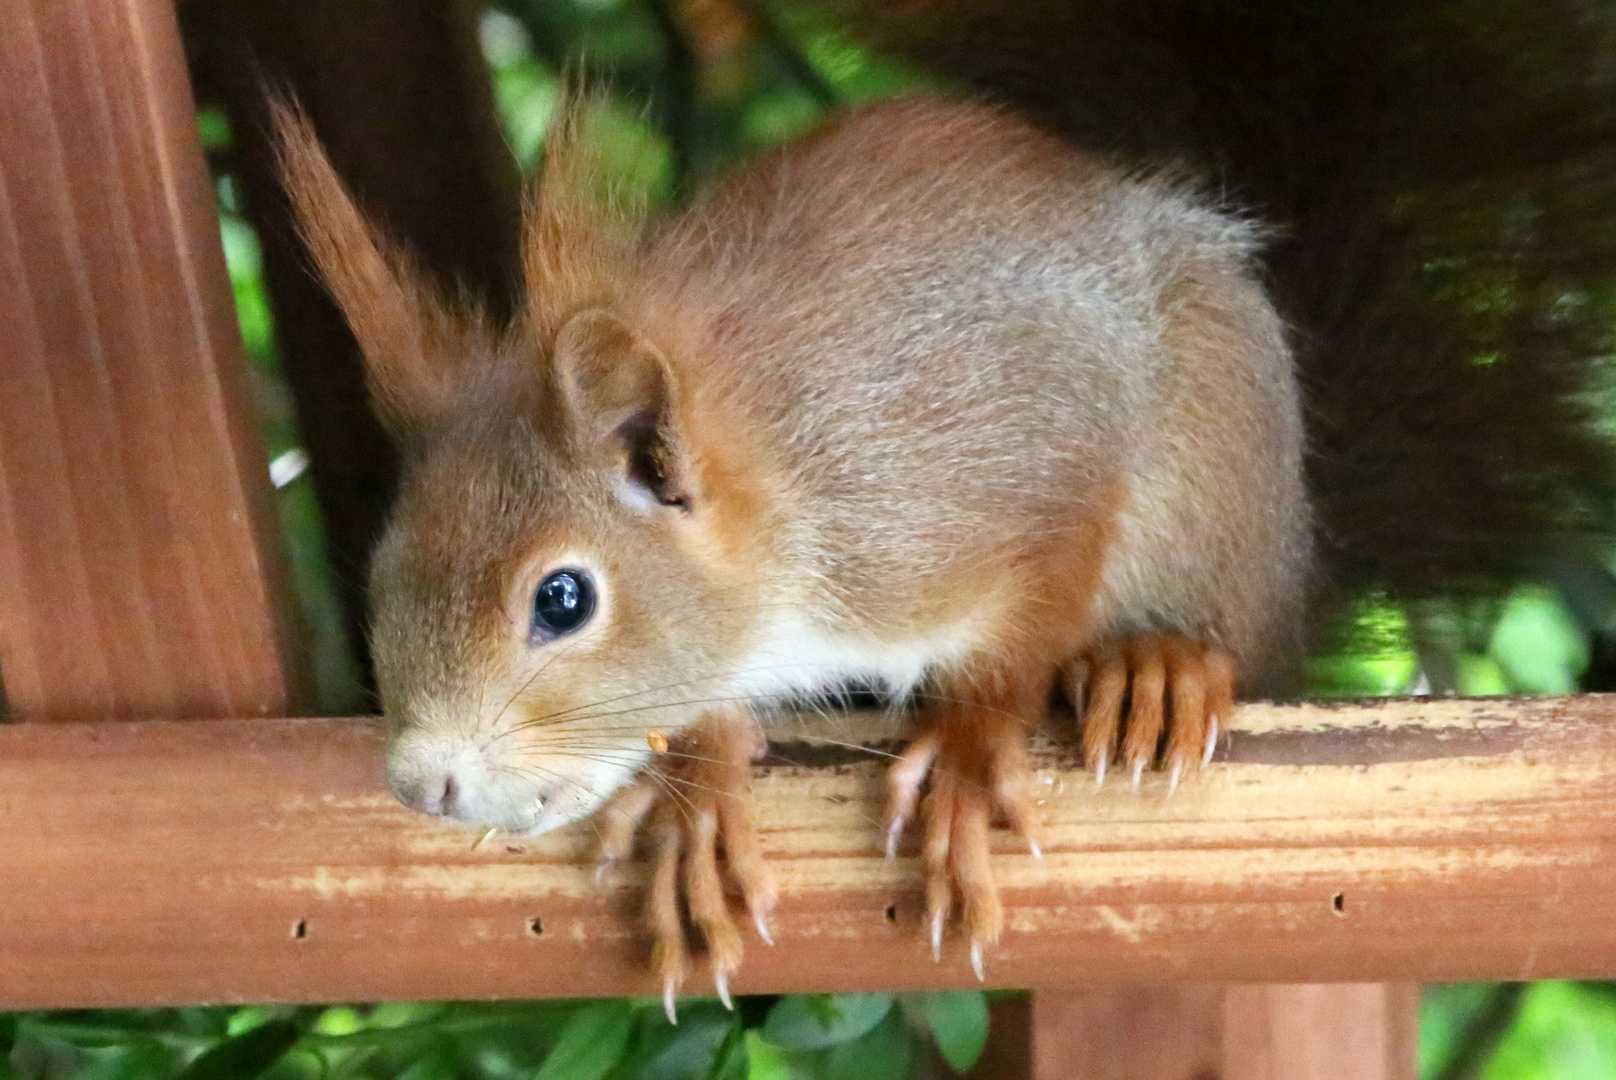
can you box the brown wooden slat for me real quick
[0,697,1611,1007]
[1030,987,1222,1080]
[1223,984,1419,1080]
[1027,984,1418,1079]
[0,0,307,721]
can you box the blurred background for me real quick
[7,0,1616,1076]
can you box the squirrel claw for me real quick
[751,897,776,945]
[898,696,1029,973]
[715,972,733,1011]
[637,710,768,1020]
[663,980,679,1026]
[970,939,986,982]
[1067,636,1235,792]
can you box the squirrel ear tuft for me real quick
[270,95,477,433]
[523,82,641,342]
[554,309,691,510]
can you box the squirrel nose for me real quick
[397,772,457,817]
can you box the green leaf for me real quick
[9,1034,90,1080]
[1483,981,1616,1080]
[911,992,989,1073]
[631,1006,734,1080]
[72,1040,176,1080]
[741,1031,802,1080]
[533,1000,633,1080]
[0,1015,15,1056]
[396,1054,459,1080]
[173,1019,300,1080]
[761,996,893,1051]
[821,1012,912,1080]
[707,1023,748,1080]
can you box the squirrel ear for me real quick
[270,96,474,432]
[553,309,692,511]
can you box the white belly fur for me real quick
[725,610,982,700]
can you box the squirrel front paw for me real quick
[1064,635,1235,791]
[593,708,774,1022]
[886,704,1042,979]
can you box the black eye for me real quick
[530,569,596,640]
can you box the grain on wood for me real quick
[1222,984,1419,1080]
[0,0,306,721]
[0,696,1610,1008]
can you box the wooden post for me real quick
[1030,988,1222,1080]
[1025,985,1417,1080]
[1223,984,1419,1080]
[0,0,307,720]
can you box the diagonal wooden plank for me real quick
[0,0,307,720]
[0,697,1611,1007]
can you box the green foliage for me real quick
[172,1020,299,1080]
[900,993,987,1074]
[0,993,994,1080]
[532,1000,633,1080]
[760,996,891,1052]
[1486,984,1616,1079]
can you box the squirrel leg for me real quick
[1064,635,1235,791]
[594,707,774,1022]
[888,690,1043,978]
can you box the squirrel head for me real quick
[274,95,770,833]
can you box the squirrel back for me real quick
[633,97,1306,692]
[842,0,1616,619]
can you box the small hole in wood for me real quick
[885,905,898,923]
[291,919,308,940]
[1331,892,1346,916]
[529,918,544,936]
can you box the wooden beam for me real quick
[0,0,308,720]
[0,696,1611,1007]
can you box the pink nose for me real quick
[396,772,457,817]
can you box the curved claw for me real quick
[1068,636,1235,792]
[752,899,776,946]
[663,980,679,1026]
[715,973,733,1011]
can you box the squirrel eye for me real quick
[530,569,596,640]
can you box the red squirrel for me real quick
[275,91,1308,1011]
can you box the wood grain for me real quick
[1223,984,1418,1080]
[0,696,1611,1008]
[1027,984,1417,1079]
[0,0,306,721]
[1031,987,1222,1080]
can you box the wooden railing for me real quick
[0,697,1610,1009]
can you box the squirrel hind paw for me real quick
[1066,635,1235,786]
